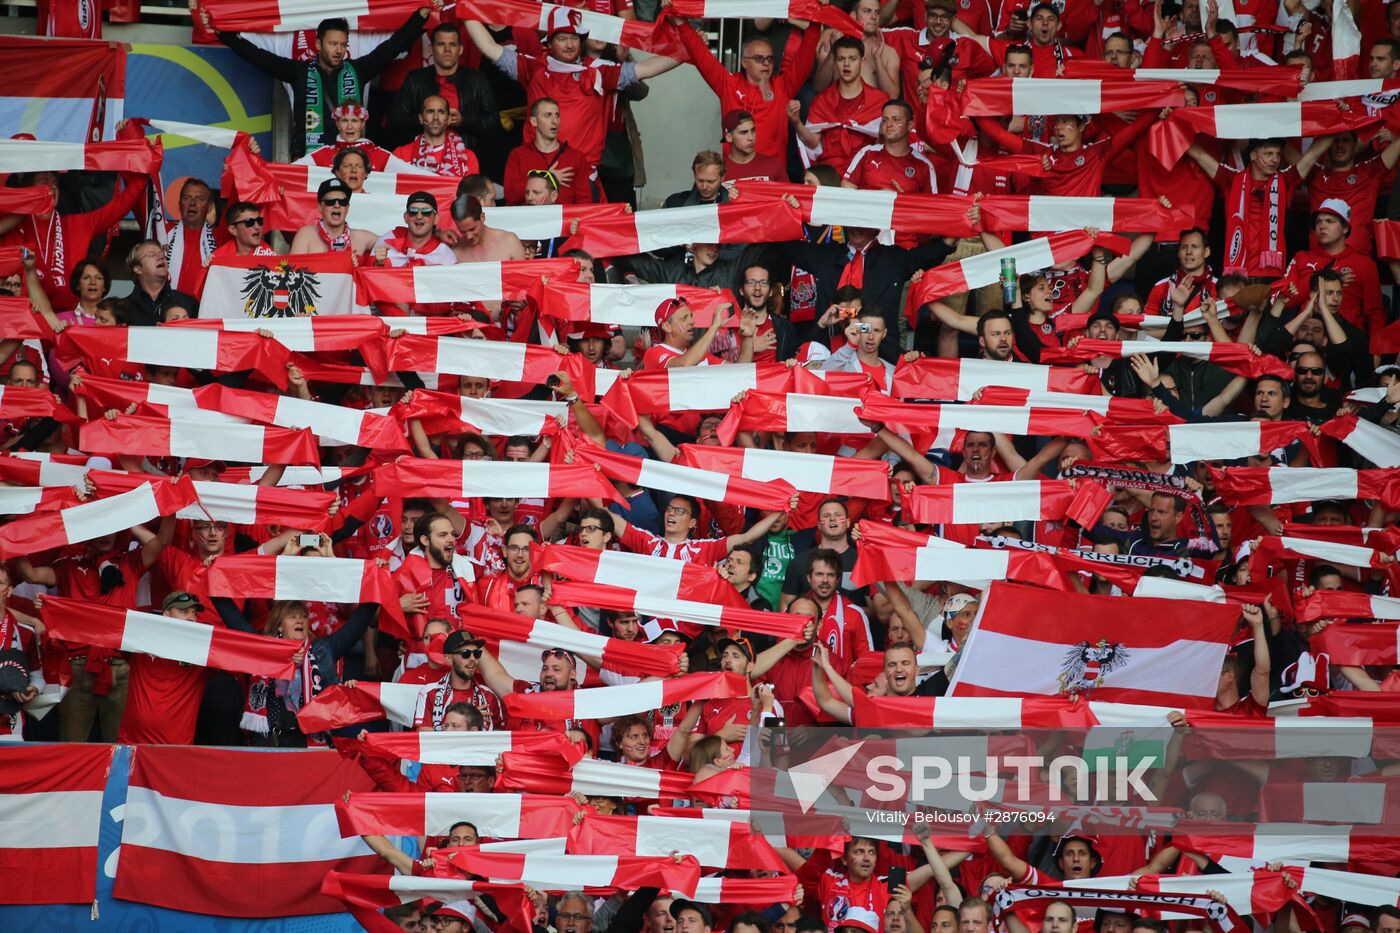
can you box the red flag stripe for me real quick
[191,554,409,636]
[974,386,1175,422]
[1150,101,1380,167]
[503,670,749,722]
[337,791,581,838]
[609,362,793,424]
[569,813,787,871]
[373,457,613,499]
[560,200,806,257]
[907,480,1079,524]
[190,383,408,451]
[716,391,868,444]
[450,850,703,896]
[393,389,567,437]
[893,357,1101,400]
[0,385,79,423]
[452,604,686,677]
[0,296,57,341]
[296,681,433,732]
[0,478,197,559]
[550,580,811,638]
[59,325,293,387]
[858,396,1100,441]
[1087,420,1319,465]
[0,744,111,905]
[0,137,158,173]
[364,730,581,765]
[540,281,737,328]
[1041,338,1295,380]
[676,444,890,499]
[669,0,858,35]
[1321,414,1400,468]
[385,334,571,384]
[358,259,581,305]
[540,543,750,608]
[88,468,339,533]
[201,0,423,29]
[1061,61,1302,97]
[1209,465,1391,506]
[576,442,796,511]
[1297,591,1400,623]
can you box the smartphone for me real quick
[298,533,321,548]
[887,866,907,893]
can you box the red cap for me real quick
[568,322,618,341]
[653,297,687,329]
[545,6,584,39]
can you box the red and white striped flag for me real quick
[0,477,197,559]
[0,36,125,142]
[373,457,615,500]
[1069,873,1294,919]
[694,876,800,905]
[170,313,472,352]
[0,452,90,487]
[1322,414,1400,468]
[0,295,57,341]
[457,604,686,677]
[893,357,1100,401]
[541,281,736,329]
[39,596,300,677]
[59,324,293,387]
[496,751,697,798]
[1300,76,1400,101]
[503,671,749,722]
[669,0,858,35]
[907,479,1108,526]
[363,730,581,766]
[386,334,573,385]
[1061,61,1302,98]
[190,383,408,451]
[1087,420,1320,465]
[858,396,1100,442]
[603,362,792,426]
[850,692,1104,729]
[199,251,366,317]
[1151,101,1380,166]
[70,372,203,415]
[575,442,797,511]
[676,444,890,499]
[0,485,80,515]
[191,553,410,638]
[974,386,1173,422]
[979,196,1194,235]
[539,543,750,609]
[394,389,566,437]
[1172,828,1400,868]
[1209,465,1391,506]
[0,385,79,423]
[1040,338,1295,381]
[550,580,811,638]
[733,181,976,236]
[114,746,380,917]
[0,137,155,173]
[79,414,321,466]
[560,200,805,257]
[715,391,867,444]
[200,0,424,30]
[568,814,786,871]
[0,744,112,904]
[358,259,580,306]
[948,581,1240,707]
[89,468,339,533]
[1254,533,1392,570]
[450,849,703,896]
[460,0,686,56]
[322,871,534,933]
[908,231,1131,310]
[336,791,580,840]
[960,77,1184,116]
[296,680,433,732]
[1297,590,1400,623]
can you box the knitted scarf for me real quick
[305,62,362,152]
[242,648,318,737]
[413,130,474,176]
[1062,463,1219,554]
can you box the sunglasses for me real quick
[745,53,775,63]
[527,169,559,191]
[232,217,265,228]
[320,197,349,207]
[1182,331,1207,340]
[1296,366,1325,375]
[406,206,437,216]
[456,648,484,659]
[541,648,571,661]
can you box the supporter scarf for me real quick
[383,226,444,266]
[27,212,65,290]
[1225,169,1283,276]
[413,130,473,175]
[428,673,453,729]
[317,220,352,253]
[305,62,362,151]
[1062,464,1219,553]
[950,140,977,196]
[243,648,318,736]
[162,220,216,282]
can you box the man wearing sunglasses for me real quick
[373,192,455,269]
[290,177,377,256]
[1286,350,1341,424]
[210,202,277,262]
[412,629,502,731]
[471,640,600,746]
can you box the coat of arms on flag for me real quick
[241,259,323,317]
[198,251,365,319]
[1058,638,1130,696]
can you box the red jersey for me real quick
[478,569,545,612]
[725,152,788,182]
[503,140,594,204]
[806,83,888,171]
[816,594,873,676]
[119,653,206,745]
[1284,245,1386,336]
[818,868,890,933]
[989,36,1080,77]
[394,551,475,628]
[1144,270,1219,318]
[1307,156,1386,253]
[513,50,627,166]
[619,525,729,565]
[843,144,937,194]
[883,31,995,104]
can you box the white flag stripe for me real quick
[956,629,1223,699]
[634,459,731,502]
[0,487,43,513]
[1362,595,1400,620]
[962,238,1057,288]
[0,139,91,171]
[213,317,317,349]
[1168,422,1262,464]
[379,682,433,727]
[459,462,552,498]
[784,394,866,433]
[742,447,836,491]
[1132,578,1228,602]
[409,732,517,766]
[526,618,613,657]
[1011,78,1102,114]
[147,120,239,148]
[1273,717,1374,758]
[511,854,623,888]
[570,758,663,797]
[1265,468,1360,502]
[1301,866,1400,907]
[1278,535,1381,567]
[273,395,368,446]
[572,680,663,720]
[933,697,1029,729]
[1302,783,1385,824]
[127,327,220,369]
[585,283,681,327]
[629,595,728,625]
[593,551,686,593]
[412,263,506,303]
[483,205,567,241]
[1217,102,1303,137]
[914,549,1007,585]
[177,481,258,525]
[458,398,566,435]
[1333,417,1400,467]
[434,337,528,381]
[664,366,759,411]
[939,405,1032,435]
[634,204,722,252]
[810,186,896,229]
[61,483,160,544]
[1026,197,1116,232]
[1135,68,1220,83]
[123,786,369,862]
[423,792,523,837]
[0,790,103,848]
[272,556,366,602]
[1250,831,1351,863]
[120,610,215,665]
[1299,78,1387,100]
[948,482,1045,524]
[953,359,1051,399]
[993,389,1113,414]
[636,815,734,864]
[702,0,790,14]
[168,421,270,460]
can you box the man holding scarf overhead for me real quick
[205,4,440,159]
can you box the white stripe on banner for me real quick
[570,758,663,797]
[572,680,663,720]
[635,459,731,502]
[274,395,366,446]
[0,790,103,848]
[181,482,260,525]
[1272,717,1374,758]
[1132,578,1227,602]
[703,0,790,16]
[61,484,159,544]
[120,610,214,665]
[459,462,551,498]
[636,815,734,865]
[526,619,610,657]
[212,317,317,350]
[1217,102,1303,138]
[1336,417,1400,467]
[423,792,523,837]
[512,853,623,888]
[810,187,896,230]
[127,327,220,370]
[742,447,836,492]
[458,398,565,436]
[1267,467,1360,502]
[586,283,681,328]
[939,405,1032,436]
[1250,831,1351,863]
[1300,866,1400,907]
[147,120,240,148]
[592,551,685,594]
[121,786,369,863]
[1168,422,1262,464]
[914,548,1006,586]
[1135,68,1220,83]
[784,395,865,434]
[0,136,91,170]
[273,555,365,602]
[412,732,517,766]
[482,206,567,241]
[1302,782,1385,824]
[666,365,759,412]
[434,338,528,381]
[1011,78,1102,115]
[953,359,1051,400]
[413,264,506,303]
[380,682,431,727]
[169,421,268,460]
[268,0,371,29]
[0,487,42,514]
[633,204,722,253]
[1299,79,1385,101]
[948,483,1043,524]
[1027,197,1117,232]
[962,238,1058,288]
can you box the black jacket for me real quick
[218,12,429,159]
[388,64,499,150]
[778,238,953,362]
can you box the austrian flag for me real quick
[199,251,365,318]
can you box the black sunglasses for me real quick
[1296,366,1325,376]
[456,648,483,659]
[406,206,437,216]
[320,197,349,207]
[232,217,264,228]
[1182,331,1207,340]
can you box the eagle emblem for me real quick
[240,260,322,318]
[1057,638,1129,696]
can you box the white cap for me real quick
[1315,198,1352,224]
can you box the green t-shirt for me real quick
[756,530,796,608]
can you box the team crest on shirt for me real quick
[1348,174,1358,185]
[241,260,323,318]
[1075,155,1086,167]
[904,166,916,177]
[1057,638,1130,696]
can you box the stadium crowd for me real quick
[8,0,1400,931]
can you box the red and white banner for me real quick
[0,385,79,423]
[1253,534,1392,570]
[733,181,976,237]
[1322,414,1400,469]
[1041,338,1294,380]
[540,542,749,609]
[363,730,581,766]
[394,389,566,437]
[560,200,806,257]
[114,746,380,916]
[199,251,366,317]
[892,357,1100,401]
[676,444,890,500]
[1172,827,1400,868]
[450,849,702,896]
[851,692,1105,729]
[71,372,201,415]
[948,581,1240,707]
[1072,871,1295,918]
[0,452,91,487]
[693,875,800,904]
[1297,590,1400,623]
[1209,466,1391,506]
[456,604,686,677]
[550,580,811,638]
[576,442,797,511]
[1087,420,1320,465]
[170,314,472,352]
[88,468,338,532]
[979,196,1194,235]
[1328,0,1363,81]
[40,596,300,677]
[0,35,125,141]
[906,479,1106,526]
[0,295,57,341]
[0,137,155,173]
[59,324,293,387]
[960,77,1184,116]
[908,231,1131,309]
[0,485,79,515]
[568,813,785,870]
[498,753,698,799]
[200,0,425,30]
[0,477,197,559]
[858,396,1100,442]
[1300,77,1400,102]
[1061,61,1302,98]
[373,457,614,500]
[191,383,408,451]
[336,791,580,839]
[669,0,858,35]
[459,0,686,56]
[191,553,410,637]
[1151,101,1381,166]
[385,334,572,385]
[716,390,867,443]
[503,671,749,722]
[80,414,321,466]
[603,362,792,426]
[322,870,527,910]
[974,386,1173,422]
[296,680,433,732]
[358,259,580,306]
[0,744,111,904]
[541,281,736,330]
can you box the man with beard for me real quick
[394,511,473,629]
[842,102,937,214]
[1286,351,1341,423]
[413,631,503,730]
[793,548,870,676]
[1283,199,1386,339]
[391,95,480,177]
[389,22,498,158]
[737,262,794,363]
[289,178,378,257]
[373,192,456,268]
[977,310,1016,362]
[1092,492,1190,557]
[156,177,217,294]
[782,500,864,608]
[812,642,934,721]
[477,525,545,612]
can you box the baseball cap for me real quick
[317,177,352,201]
[1086,305,1121,330]
[1028,1,1059,15]
[1341,913,1373,932]
[669,900,713,927]
[833,907,881,933]
[444,630,485,654]
[163,591,206,613]
[722,109,755,135]
[654,296,688,329]
[642,619,692,643]
[406,190,438,211]
[432,901,480,923]
[796,341,831,365]
[1313,197,1352,225]
[545,6,584,39]
[184,457,227,473]
[1376,364,1400,378]
[716,637,754,660]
